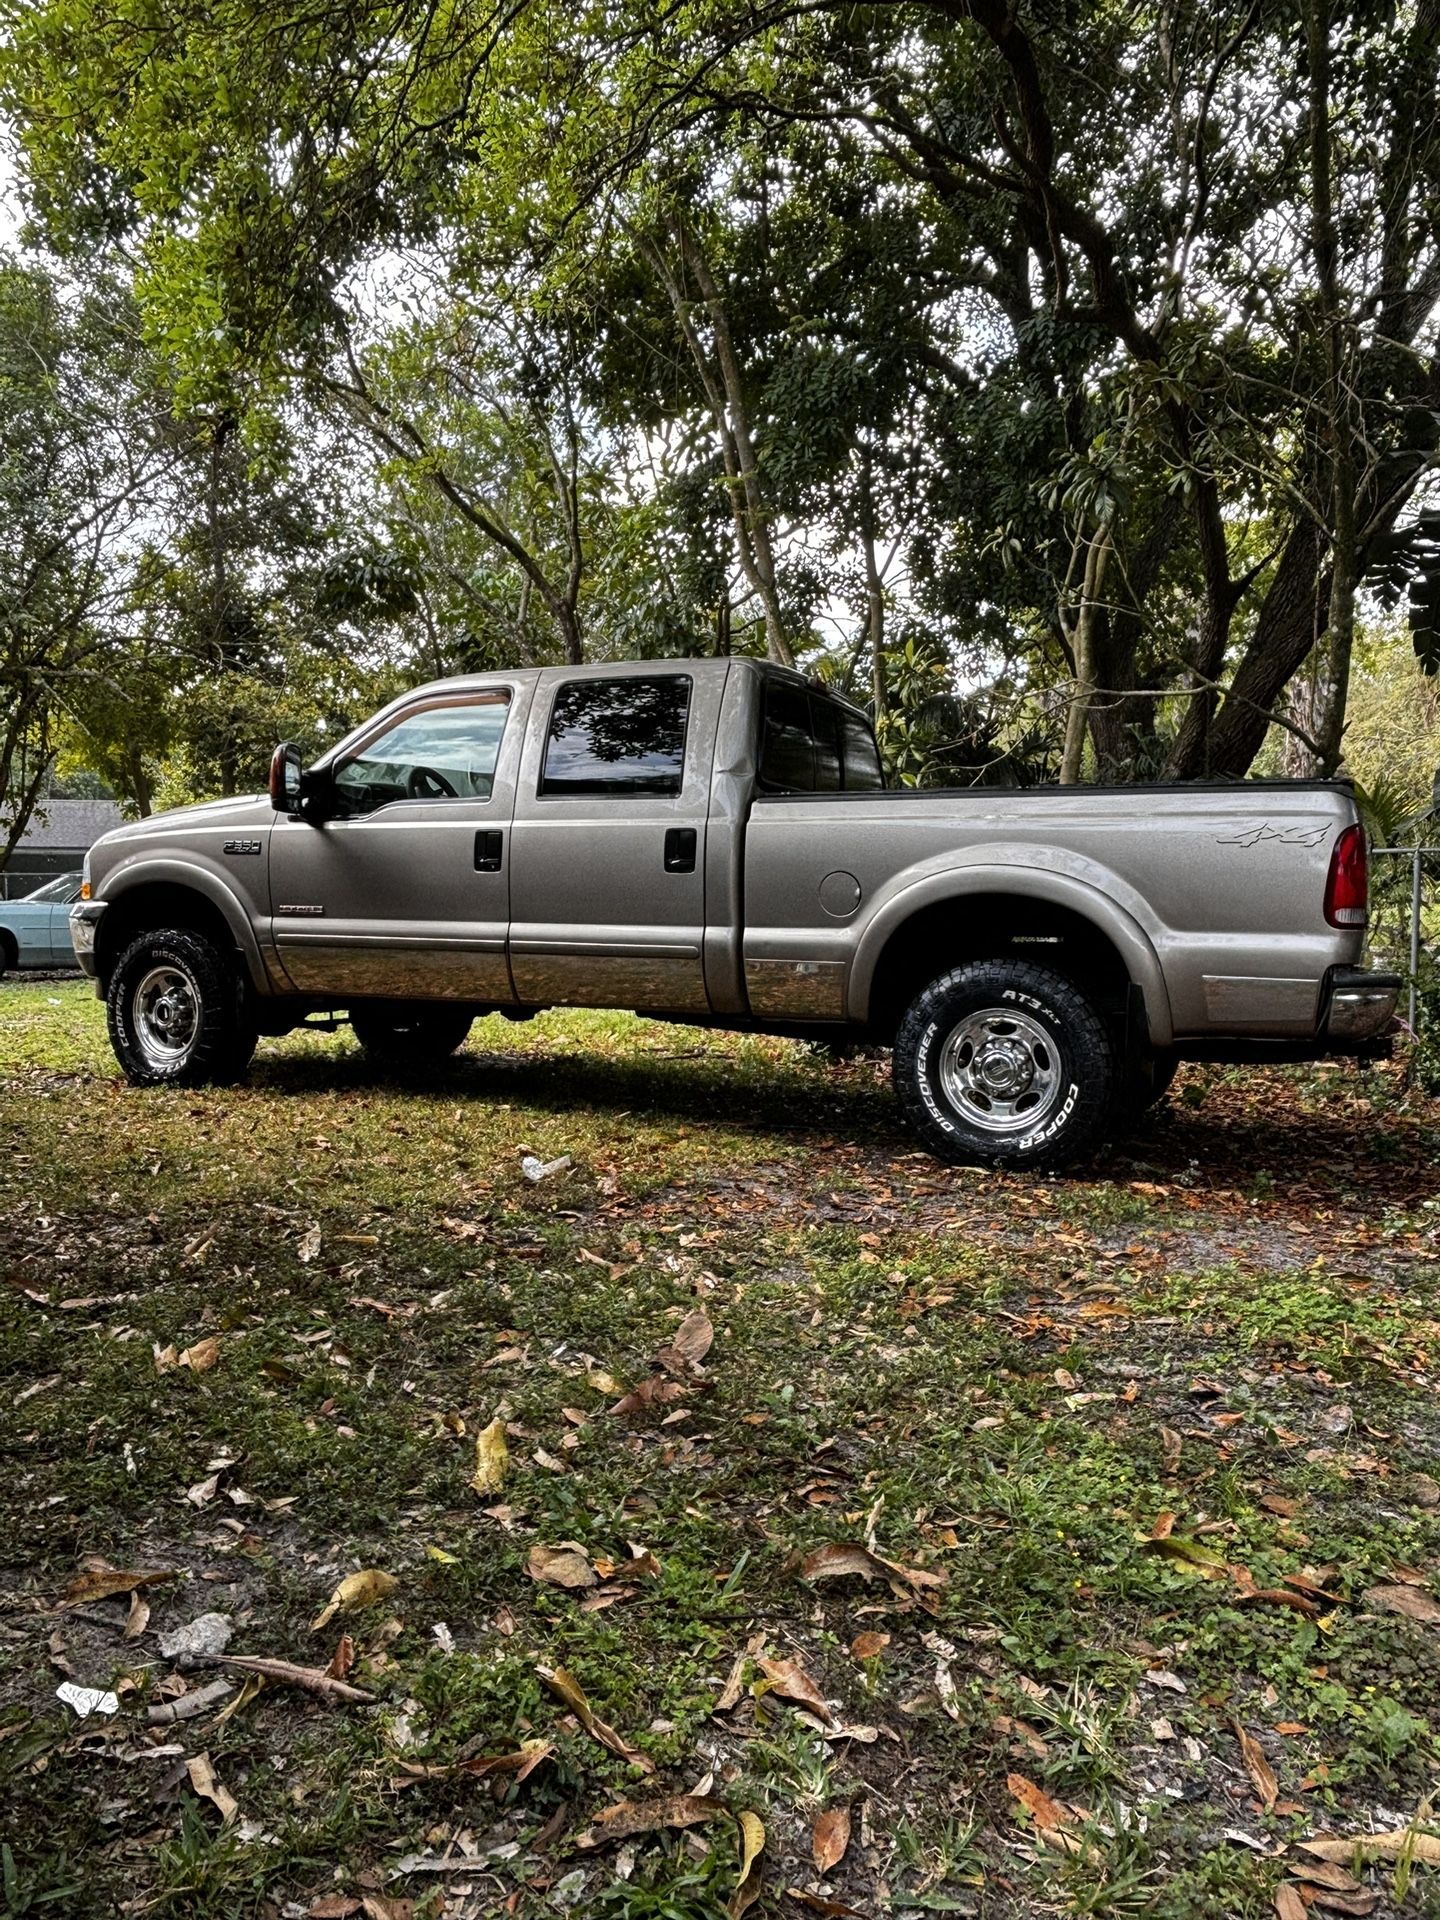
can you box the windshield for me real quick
[23,874,82,903]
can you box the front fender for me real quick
[848,852,1174,1045]
[99,856,271,993]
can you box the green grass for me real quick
[3,981,1440,1917]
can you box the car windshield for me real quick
[22,874,81,903]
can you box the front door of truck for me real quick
[508,668,714,1013]
[269,680,532,1002]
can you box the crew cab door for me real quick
[269,681,532,1001]
[508,667,715,1013]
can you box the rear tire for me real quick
[893,959,1114,1171]
[108,928,258,1088]
[350,1003,474,1065]
[0,934,14,979]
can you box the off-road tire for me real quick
[108,927,258,1088]
[893,959,1115,1171]
[350,1003,474,1065]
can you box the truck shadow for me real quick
[249,1040,1439,1200]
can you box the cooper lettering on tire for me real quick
[107,927,257,1089]
[892,959,1114,1171]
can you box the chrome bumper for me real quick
[69,901,105,978]
[1323,967,1401,1043]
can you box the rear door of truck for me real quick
[507,663,719,1013]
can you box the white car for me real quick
[0,872,84,974]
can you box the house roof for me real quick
[15,798,125,851]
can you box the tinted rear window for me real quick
[540,676,692,797]
[759,683,884,792]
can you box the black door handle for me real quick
[663,827,697,873]
[474,829,504,872]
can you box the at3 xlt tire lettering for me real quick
[892,959,1114,1171]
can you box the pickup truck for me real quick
[71,657,1400,1169]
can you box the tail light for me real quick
[1324,823,1368,928]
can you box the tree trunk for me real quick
[858,450,886,720]
[1059,527,1112,784]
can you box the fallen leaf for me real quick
[186,1751,238,1824]
[1233,1722,1279,1811]
[850,1631,890,1661]
[60,1566,181,1608]
[1362,1584,1440,1625]
[1235,1587,1321,1618]
[812,1806,851,1873]
[1299,1829,1440,1865]
[527,1543,597,1590]
[124,1591,150,1641]
[798,1541,946,1594]
[297,1224,322,1263]
[1008,1772,1072,1832]
[326,1634,356,1682]
[730,1809,765,1919]
[538,1665,655,1772]
[609,1377,687,1419]
[576,1793,728,1848]
[657,1309,714,1373]
[311,1568,398,1631]
[177,1336,222,1374]
[1274,1888,1308,1920]
[393,1741,554,1789]
[757,1655,836,1726]
[470,1417,509,1497]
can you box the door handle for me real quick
[474,829,504,872]
[663,827,697,873]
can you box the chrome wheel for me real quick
[937,1006,1064,1136]
[132,963,201,1068]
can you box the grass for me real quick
[3,980,1440,1917]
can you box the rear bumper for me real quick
[1322,966,1402,1044]
[68,901,104,979]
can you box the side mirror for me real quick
[268,742,304,814]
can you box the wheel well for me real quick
[0,927,16,970]
[95,884,241,988]
[864,895,1136,1044]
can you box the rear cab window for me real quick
[759,679,884,792]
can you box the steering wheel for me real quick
[406,764,460,799]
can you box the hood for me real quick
[95,794,272,848]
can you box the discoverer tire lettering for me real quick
[893,959,1114,1171]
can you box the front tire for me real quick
[108,928,258,1088]
[893,960,1114,1170]
[350,1003,474,1065]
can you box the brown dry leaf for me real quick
[1362,1584,1440,1625]
[360,1897,415,1920]
[153,1344,179,1373]
[1160,1426,1183,1471]
[1008,1772,1073,1832]
[311,1568,398,1631]
[757,1654,836,1727]
[60,1566,181,1609]
[1308,1893,1380,1917]
[576,1793,728,1848]
[393,1740,554,1789]
[1299,1830,1440,1866]
[1234,1587,1321,1618]
[470,1417,509,1497]
[538,1664,655,1773]
[1290,1862,1362,1892]
[1234,1722,1280,1811]
[657,1308,714,1373]
[730,1809,765,1920]
[123,1590,151,1641]
[326,1634,355,1682]
[609,1377,687,1419]
[178,1336,222,1374]
[812,1806,851,1873]
[1274,1887,1308,1920]
[850,1631,890,1661]
[186,1751,238,1824]
[799,1541,947,1594]
[715,1632,766,1713]
[528,1543,597,1590]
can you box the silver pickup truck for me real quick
[71,657,1399,1168]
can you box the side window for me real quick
[540,676,691,797]
[760,682,816,791]
[760,682,885,792]
[839,711,885,790]
[332,696,511,816]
